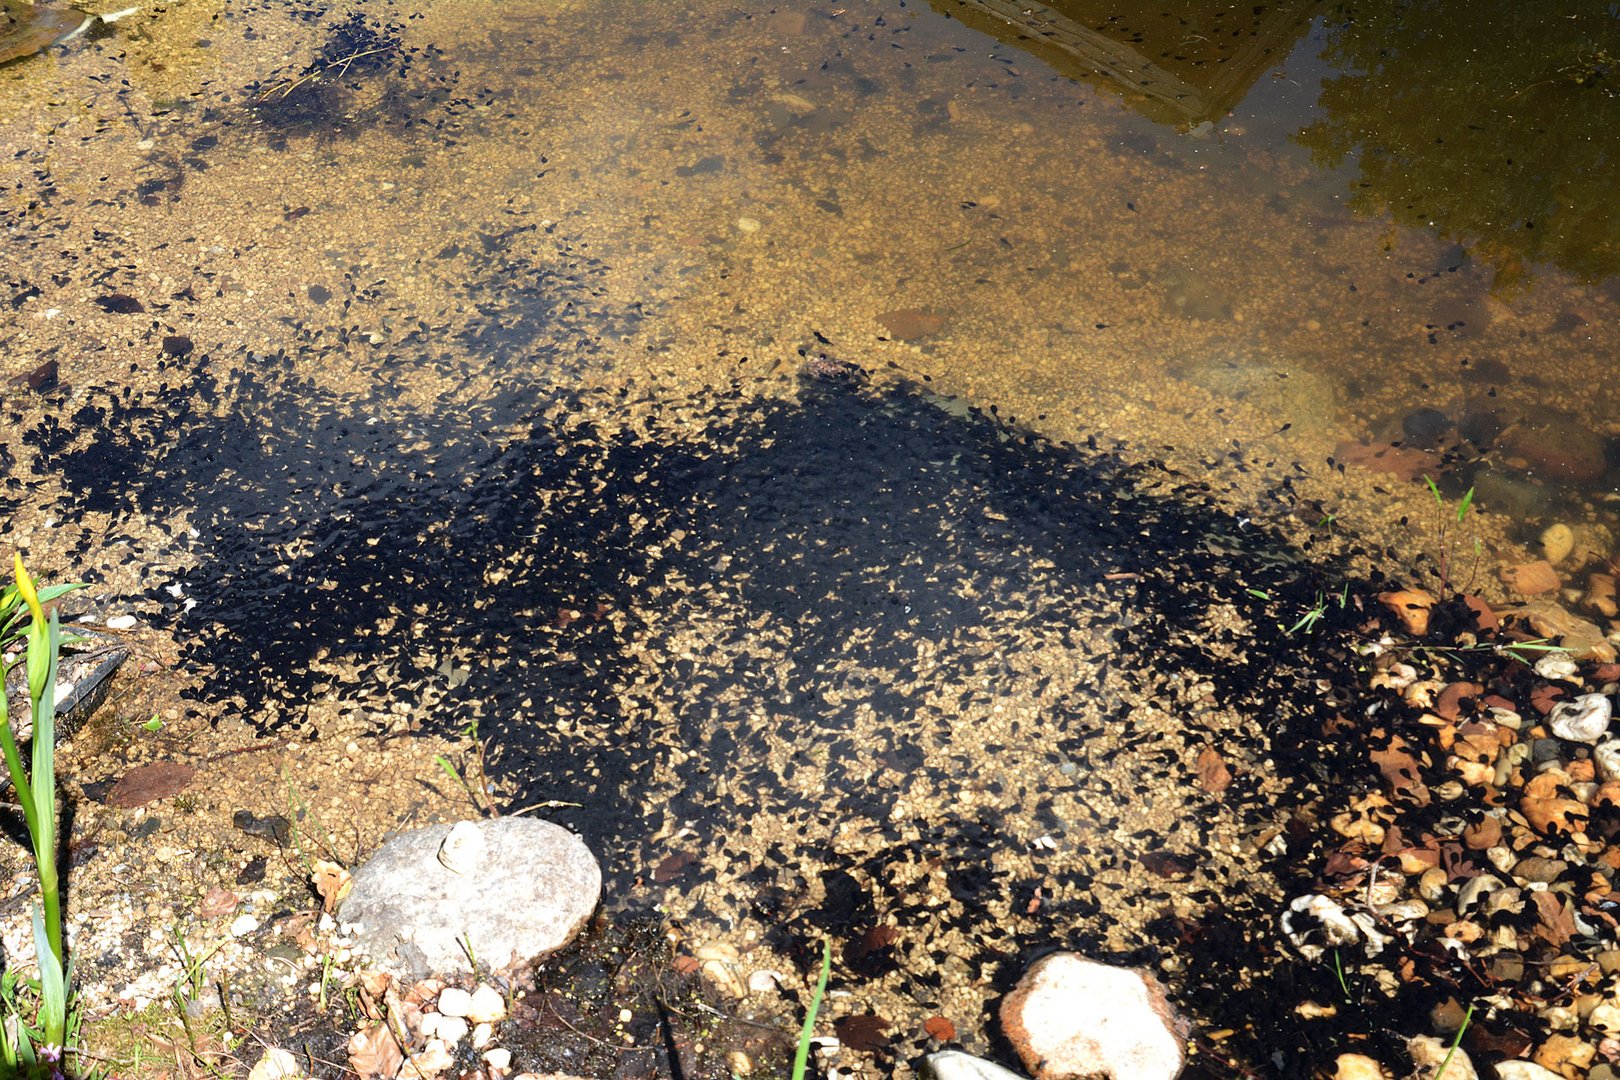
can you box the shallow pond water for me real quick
[4,0,1620,1075]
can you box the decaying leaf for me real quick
[833,1013,891,1052]
[1533,890,1576,948]
[106,760,196,808]
[923,1016,956,1041]
[347,1021,405,1079]
[0,2,85,67]
[850,925,900,960]
[1140,851,1193,879]
[653,850,696,883]
[1370,735,1431,806]
[312,859,353,913]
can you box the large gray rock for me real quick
[339,816,600,978]
[999,952,1186,1080]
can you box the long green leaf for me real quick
[0,689,35,839]
[28,611,62,989]
[32,907,65,1049]
[791,941,831,1080]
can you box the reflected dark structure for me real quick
[937,1,1620,290]
[930,0,1321,129]
[1296,3,1620,290]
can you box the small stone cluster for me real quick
[1288,572,1620,1078]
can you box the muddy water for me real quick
[3,0,1620,1074]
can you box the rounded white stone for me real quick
[1548,693,1612,743]
[437,986,473,1018]
[468,984,507,1023]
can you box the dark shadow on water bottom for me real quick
[40,367,1411,1074]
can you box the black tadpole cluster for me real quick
[34,354,1394,1074]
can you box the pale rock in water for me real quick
[923,1050,1030,1080]
[1493,1062,1563,1080]
[999,952,1186,1080]
[1594,737,1620,783]
[1547,693,1611,743]
[1331,1054,1384,1080]
[1409,1034,1477,1079]
[1539,522,1575,565]
[1534,653,1580,681]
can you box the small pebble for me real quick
[437,986,473,1017]
[106,614,138,630]
[1541,522,1575,565]
[483,1048,512,1072]
[230,914,260,937]
[468,984,507,1023]
[736,217,761,233]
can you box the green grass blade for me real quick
[791,940,831,1080]
[1425,475,1443,508]
[1456,487,1475,523]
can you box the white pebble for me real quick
[436,1015,469,1044]
[482,1048,511,1072]
[468,983,507,1023]
[247,1048,300,1080]
[106,614,138,630]
[1535,653,1579,681]
[1548,693,1612,743]
[437,986,473,1017]
[230,914,260,937]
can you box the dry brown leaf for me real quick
[312,859,353,914]
[923,1016,956,1041]
[347,1022,405,1079]
[834,1014,891,1052]
[1370,735,1431,806]
[106,761,196,808]
[653,851,695,883]
[1533,890,1576,948]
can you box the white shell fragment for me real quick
[1281,894,1392,960]
[437,820,486,875]
[1548,693,1612,743]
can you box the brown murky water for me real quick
[3,1,1620,1075]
